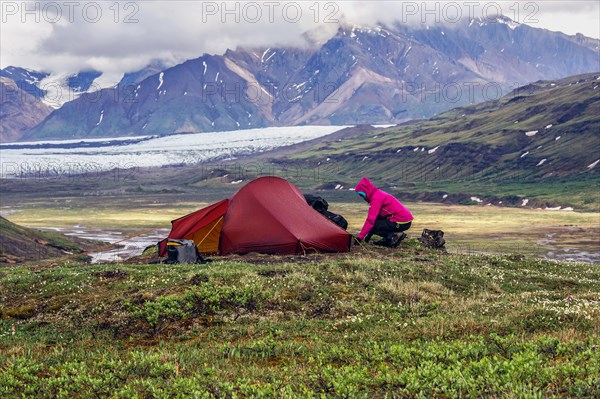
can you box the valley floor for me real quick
[1,196,599,397]
[3,199,599,263]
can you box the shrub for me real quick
[126,282,266,334]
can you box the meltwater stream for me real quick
[39,226,170,263]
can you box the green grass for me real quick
[1,245,599,398]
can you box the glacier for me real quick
[0,126,349,178]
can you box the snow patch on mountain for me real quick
[38,74,80,108]
[96,110,104,126]
[38,72,118,109]
[495,16,520,30]
[20,68,42,84]
[157,72,164,90]
[264,51,276,63]
[261,48,271,63]
[91,72,122,90]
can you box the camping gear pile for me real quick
[158,176,446,264]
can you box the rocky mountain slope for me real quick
[0,67,103,104]
[0,64,174,141]
[0,67,49,99]
[22,16,599,141]
[0,77,52,142]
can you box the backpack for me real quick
[419,229,446,249]
[166,239,207,264]
[304,194,349,230]
[304,194,329,213]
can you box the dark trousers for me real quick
[365,218,412,242]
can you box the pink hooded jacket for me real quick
[355,177,413,239]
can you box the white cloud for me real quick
[1,0,598,77]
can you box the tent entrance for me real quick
[187,216,224,254]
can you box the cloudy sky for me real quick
[1,0,598,81]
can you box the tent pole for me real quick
[195,216,224,251]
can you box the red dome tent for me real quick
[159,176,352,256]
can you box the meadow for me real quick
[1,243,599,398]
[1,197,599,397]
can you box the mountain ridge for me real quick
[7,17,600,142]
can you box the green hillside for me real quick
[263,73,600,209]
[0,216,98,264]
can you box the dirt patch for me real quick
[93,269,128,280]
[2,304,37,320]
[189,274,209,285]
[412,257,433,262]
[257,269,292,278]
[307,300,334,318]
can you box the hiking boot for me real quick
[373,238,392,247]
[390,233,407,248]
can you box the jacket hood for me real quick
[355,177,377,200]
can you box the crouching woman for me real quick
[355,177,413,247]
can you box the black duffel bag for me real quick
[304,194,349,230]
